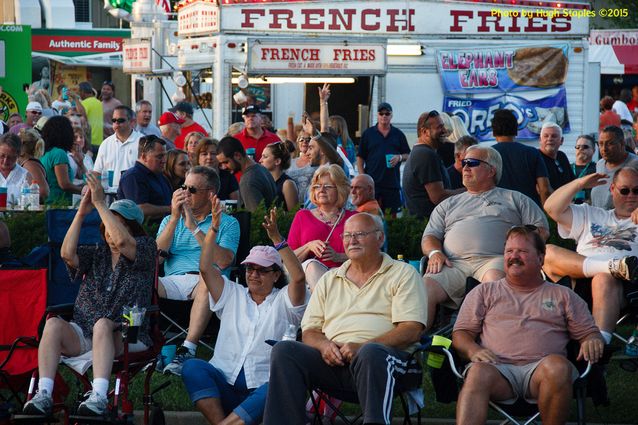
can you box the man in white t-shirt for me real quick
[93,105,142,188]
[544,167,638,345]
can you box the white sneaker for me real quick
[22,389,53,415]
[162,346,195,376]
[77,391,108,416]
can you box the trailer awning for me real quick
[33,52,123,68]
[589,44,638,75]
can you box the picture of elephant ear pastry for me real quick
[508,47,568,88]
[526,106,568,134]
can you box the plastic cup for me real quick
[385,154,395,168]
[108,170,115,187]
[161,344,177,365]
[126,326,140,344]
[427,335,452,369]
[0,187,7,208]
[224,200,238,213]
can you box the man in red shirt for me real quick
[234,105,280,162]
[173,102,208,149]
[626,85,638,115]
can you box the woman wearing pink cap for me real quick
[181,203,307,425]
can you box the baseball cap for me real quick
[242,105,261,116]
[174,101,194,116]
[109,199,144,225]
[26,102,43,112]
[158,111,185,126]
[377,102,392,113]
[241,246,282,269]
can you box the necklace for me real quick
[316,208,342,226]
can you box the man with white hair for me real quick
[422,145,549,328]
[538,122,574,190]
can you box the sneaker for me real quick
[77,391,108,416]
[608,256,638,282]
[22,389,53,416]
[162,346,194,376]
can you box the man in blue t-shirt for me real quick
[491,109,551,207]
[157,166,240,376]
[357,102,411,213]
[117,135,172,222]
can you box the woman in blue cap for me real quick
[23,173,157,417]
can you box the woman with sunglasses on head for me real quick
[40,115,83,206]
[164,149,191,192]
[260,142,299,211]
[288,164,357,291]
[193,137,239,201]
[184,131,205,165]
[18,128,49,202]
[181,203,307,425]
[571,135,597,204]
[23,174,156,417]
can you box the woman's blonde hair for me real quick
[309,164,350,208]
[19,128,45,159]
[329,115,352,142]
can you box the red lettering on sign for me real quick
[387,8,415,32]
[301,9,324,30]
[269,9,296,29]
[477,11,505,32]
[328,9,355,31]
[551,16,571,32]
[450,10,473,32]
[241,9,265,28]
[361,9,380,31]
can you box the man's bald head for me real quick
[350,174,375,207]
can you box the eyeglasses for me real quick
[181,184,211,194]
[298,137,311,143]
[112,118,127,124]
[378,112,392,116]
[312,184,337,191]
[342,230,380,241]
[575,145,591,150]
[28,111,42,115]
[461,158,491,168]
[617,187,638,196]
[245,265,275,275]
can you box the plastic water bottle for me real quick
[29,182,40,210]
[101,171,110,190]
[19,180,30,210]
[282,324,298,341]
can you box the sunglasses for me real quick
[575,145,591,150]
[617,187,638,196]
[112,118,127,124]
[181,184,211,194]
[28,111,42,115]
[245,265,275,275]
[378,112,392,116]
[298,137,311,143]
[461,158,491,168]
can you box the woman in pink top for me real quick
[288,164,357,291]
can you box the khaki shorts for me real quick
[425,256,504,308]
[464,358,578,404]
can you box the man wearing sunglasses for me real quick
[93,105,143,188]
[9,102,42,135]
[544,167,638,348]
[157,166,240,375]
[422,145,548,329]
[571,135,597,204]
[403,110,463,218]
[357,102,410,214]
[117,136,172,222]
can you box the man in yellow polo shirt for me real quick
[263,213,427,425]
[79,81,104,150]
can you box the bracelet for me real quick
[210,225,219,233]
[428,249,442,259]
[274,239,288,251]
[191,226,203,237]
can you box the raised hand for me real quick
[210,193,222,229]
[262,207,283,243]
[302,111,315,136]
[85,173,105,205]
[318,83,331,102]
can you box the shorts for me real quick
[182,359,267,425]
[464,359,578,404]
[425,256,504,308]
[159,274,201,300]
[69,321,148,356]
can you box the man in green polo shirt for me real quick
[79,82,104,150]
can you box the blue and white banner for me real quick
[437,45,569,94]
[443,88,570,142]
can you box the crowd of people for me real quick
[5,80,638,425]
